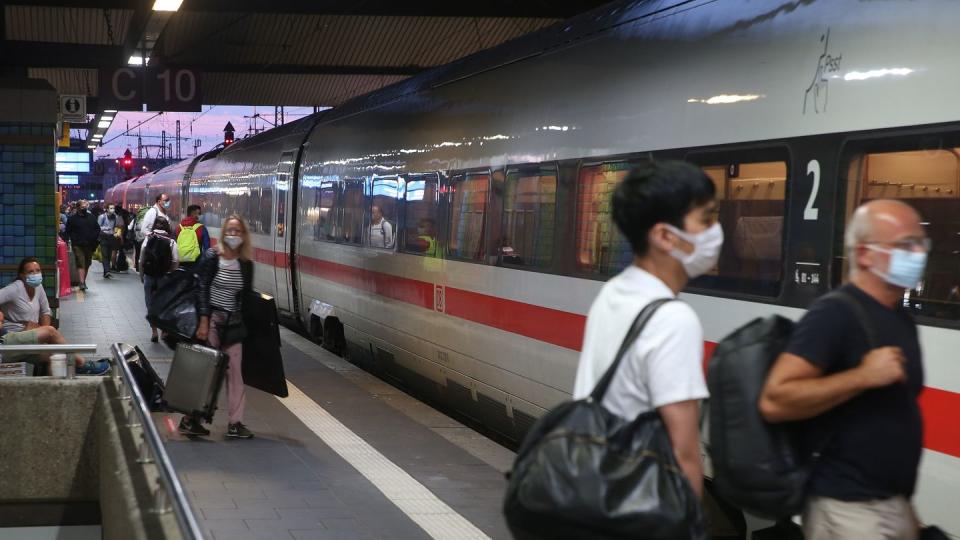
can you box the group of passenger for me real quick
[573,161,928,539]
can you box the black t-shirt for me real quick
[785,284,924,501]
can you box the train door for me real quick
[273,152,296,313]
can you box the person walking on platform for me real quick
[573,161,722,503]
[760,200,927,540]
[181,215,254,439]
[139,216,179,343]
[175,205,210,267]
[65,200,99,291]
[97,204,123,280]
[140,193,171,238]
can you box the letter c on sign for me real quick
[112,68,136,101]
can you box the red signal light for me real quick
[121,149,134,174]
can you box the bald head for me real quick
[845,199,925,277]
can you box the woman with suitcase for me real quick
[179,215,255,439]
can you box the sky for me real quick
[88,105,323,161]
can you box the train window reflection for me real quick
[502,165,557,268]
[575,162,633,275]
[839,143,960,321]
[691,157,786,296]
[368,176,399,250]
[448,171,490,261]
[341,180,364,245]
[402,174,440,256]
[312,181,337,241]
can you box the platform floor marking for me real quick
[278,381,492,540]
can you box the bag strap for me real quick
[823,288,879,348]
[589,297,676,402]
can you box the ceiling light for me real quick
[91,134,103,139]
[127,56,149,66]
[98,120,111,129]
[104,109,118,113]
[101,116,114,122]
[152,0,183,11]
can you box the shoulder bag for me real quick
[504,298,707,540]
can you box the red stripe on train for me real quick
[284,253,960,459]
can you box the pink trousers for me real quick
[208,311,246,424]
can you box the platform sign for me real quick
[98,66,202,112]
[60,94,86,122]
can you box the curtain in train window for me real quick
[575,162,633,275]
[340,179,364,245]
[367,176,400,250]
[840,145,960,320]
[502,166,557,268]
[694,159,786,296]
[448,171,490,261]
[402,173,440,256]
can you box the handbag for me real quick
[503,298,706,540]
[219,311,248,347]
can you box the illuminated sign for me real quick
[56,151,91,173]
[58,174,79,185]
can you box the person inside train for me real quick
[181,215,255,439]
[407,218,438,256]
[760,200,926,540]
[573,160,720,503]
[0,257,110,375]
[368,205,395,249]
[140,193,171,238]
[65,199,100,291]
[175,205,211,267]
[140,216,179,343]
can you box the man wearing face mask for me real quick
[573,161,720,501]
[65,199,100,291]
[97,204,124,280]
[760,200,927,540]
[140,193,171,238]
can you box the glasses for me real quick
[863,237,931,252]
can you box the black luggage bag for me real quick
[128,345,165,411]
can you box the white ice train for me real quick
[107,0,960,534]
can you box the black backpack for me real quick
[142,235,173,277]
[706,290,877,519]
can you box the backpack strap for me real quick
[822,289,879,348]
[589,297,676,402]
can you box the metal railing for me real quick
[110,342,204,539]
[0,342,204,539]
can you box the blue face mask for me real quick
[867,246,927,289]
[25,274,42,288]
[162,200,171,209]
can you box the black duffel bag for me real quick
[146,268,199,341]
[503,298,706,540]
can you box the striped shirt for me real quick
[210,257,244,312]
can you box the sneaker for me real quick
[227,423,254,439]
[103,273,112,279]
[76,359,110,376]
[178,417,210,437]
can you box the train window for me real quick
[367,176,400,250]
[340,179,364,245]
[575,162,634,275]
[838,138,960,321]
[501,165,557,268]
[402,173,441,256]
[448,171,490,261]
[689,153,788,296]
[306,179,337,241]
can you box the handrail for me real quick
[0,344,98,354]
[109,342,204,540]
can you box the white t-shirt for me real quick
[573,265,708,420]
[369,219,394,249]
[0,280,51,333]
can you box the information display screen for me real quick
[56,151,91,173]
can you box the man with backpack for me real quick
[140,193,171,238]
[759,200,926,540]
[139,216,179,343]
[573,161,721,501]
[175,205,210,267]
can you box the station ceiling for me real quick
[0,0,610,108]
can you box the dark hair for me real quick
[17,257,40,277]
[612,160,716,256]
[154,216,172,233]
[187,204,201,216]
[155,194,163,203]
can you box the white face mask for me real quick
[664,222,724,279]
[223,235,244,250]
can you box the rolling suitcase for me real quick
[164,342,228,423]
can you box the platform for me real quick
[58,261,515,540]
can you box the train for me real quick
[106,0,960,535]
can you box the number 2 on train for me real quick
[804,159,821,221]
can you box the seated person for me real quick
[406,218,438,256]
[0,257,109,375]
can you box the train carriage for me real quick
[121,0,960,534]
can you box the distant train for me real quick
[107,0,960,534]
